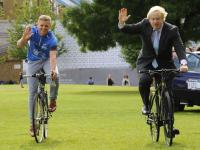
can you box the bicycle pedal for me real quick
[146,120,151,125]
[158,121,163,126]
[44,120,48,124]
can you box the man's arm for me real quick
[172,27,188,72]
[172,27,186,60]
[50,50,57,80]
[17,38,28,48]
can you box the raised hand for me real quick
[118,8,131,24]
[22,25,33,41]
[17,25,33,48]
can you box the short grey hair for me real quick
[38,15,51,23]
[147,6,168,21]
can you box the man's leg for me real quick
[43,60,59,112]
[166,72,180,135]
[26,60,43,136]
[139,73,152,114]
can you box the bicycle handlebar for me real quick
[19,73,51,88]
[22,73,51,78]
[139,68,180,74]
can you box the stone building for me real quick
[55,21,138,85]
[0,1,23,83]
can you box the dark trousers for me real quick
[138,64,175,109]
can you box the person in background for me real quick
[122,74,130,86]
[88,77,94,85]
[107,74,114,86]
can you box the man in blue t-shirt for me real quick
[17,15,59,137]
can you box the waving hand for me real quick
[118,8,131,24]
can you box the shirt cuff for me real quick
[180,59,187,65]
[118,22,125,29]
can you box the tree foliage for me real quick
[61,0,200,68]
[7,0,66,60]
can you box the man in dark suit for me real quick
[118,6,188,115]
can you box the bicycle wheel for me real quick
[43,92,49,139]
[162,90,174,146]
[149,91,160,142]
[32,94,45,143]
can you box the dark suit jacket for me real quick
[120,19,186,71]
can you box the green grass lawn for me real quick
[0,84,200,150]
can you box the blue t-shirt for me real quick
[27,26,57,61]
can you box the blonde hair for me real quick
[147,6,168,21]
[38,15,51,23]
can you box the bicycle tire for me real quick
[162,90,174,146]
[43,92,49,139]
[149,91,160,142]
[32,93,45,143]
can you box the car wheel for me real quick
[178,104,185,111]
[174,99,185,111]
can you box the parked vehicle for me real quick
[173,52,200,111]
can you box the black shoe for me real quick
[142,106,150,115]
[173,128,180,135]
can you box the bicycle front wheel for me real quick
[149,92,160,142]
[32,94,45,143]
[162,90,174,146]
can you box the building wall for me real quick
[0,1,23,83]
[0,60,23,83]
[0,20,10,45]
[3,0,25,18]
[3,0,13,18]
[59,67,138,85]
[55,21,139,85]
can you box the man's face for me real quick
[37,20,51,36]
[149,11,164,30]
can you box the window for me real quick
[187,54,200,71]
[0,1,3,16]
[0,0,3,10]
[0,2,3,8]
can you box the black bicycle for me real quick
[139,69,179,146]
[21,71,52,143]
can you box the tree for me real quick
[7,0,66,60]
[61,0,200,68]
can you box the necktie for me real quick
[152,30,160,68]
[153,30,159,54]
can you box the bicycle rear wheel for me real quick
[162,90,174,146]
[43,92,49,139]
[32,94,45,143]
[149,91,160,142]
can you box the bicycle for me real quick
[21,70,52,143]
[139,69,179,146]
